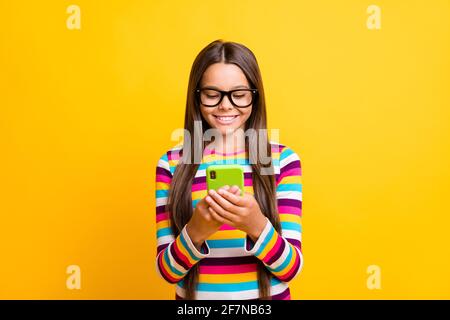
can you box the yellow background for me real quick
[1,0,449,299]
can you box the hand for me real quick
[205,185,268,242]
[186,185,240,250]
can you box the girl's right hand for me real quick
[186,185,240,250]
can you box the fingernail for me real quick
[209,189,215,195]
[205,196,211,202]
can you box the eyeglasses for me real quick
[195,88,258,108]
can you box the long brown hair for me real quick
[167,39,281,299]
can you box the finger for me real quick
[205,194,238,220]
[208,206,234,226]
[218,188,245,207]
[209,189,240,213]
[229,185,241,195]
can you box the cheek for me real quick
[200,107,213,121]
[240,108,252,123]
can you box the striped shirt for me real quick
[155,142,303,300]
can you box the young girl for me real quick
[155,40,303,300]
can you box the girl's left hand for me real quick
[205,185,268,241]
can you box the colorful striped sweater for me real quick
[155,142,303,300]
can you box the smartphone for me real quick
[206,164,244,196]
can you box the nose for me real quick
[218,94,233,110]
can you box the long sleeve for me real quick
[155,153,210,283]
[245,146,303,282]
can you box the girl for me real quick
[155,40,303,300]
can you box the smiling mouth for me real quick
[213,115,239,125]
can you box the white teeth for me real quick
[214,115,238,125]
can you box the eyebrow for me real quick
[202,85,250,90]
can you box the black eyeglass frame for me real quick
[195,88,258,108]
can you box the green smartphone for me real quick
[206,164,244,196]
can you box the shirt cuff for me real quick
[180,224,210,260]
[244,217,273,255]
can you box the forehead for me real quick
[200,63,249,89]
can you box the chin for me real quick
[217,123,243,133]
